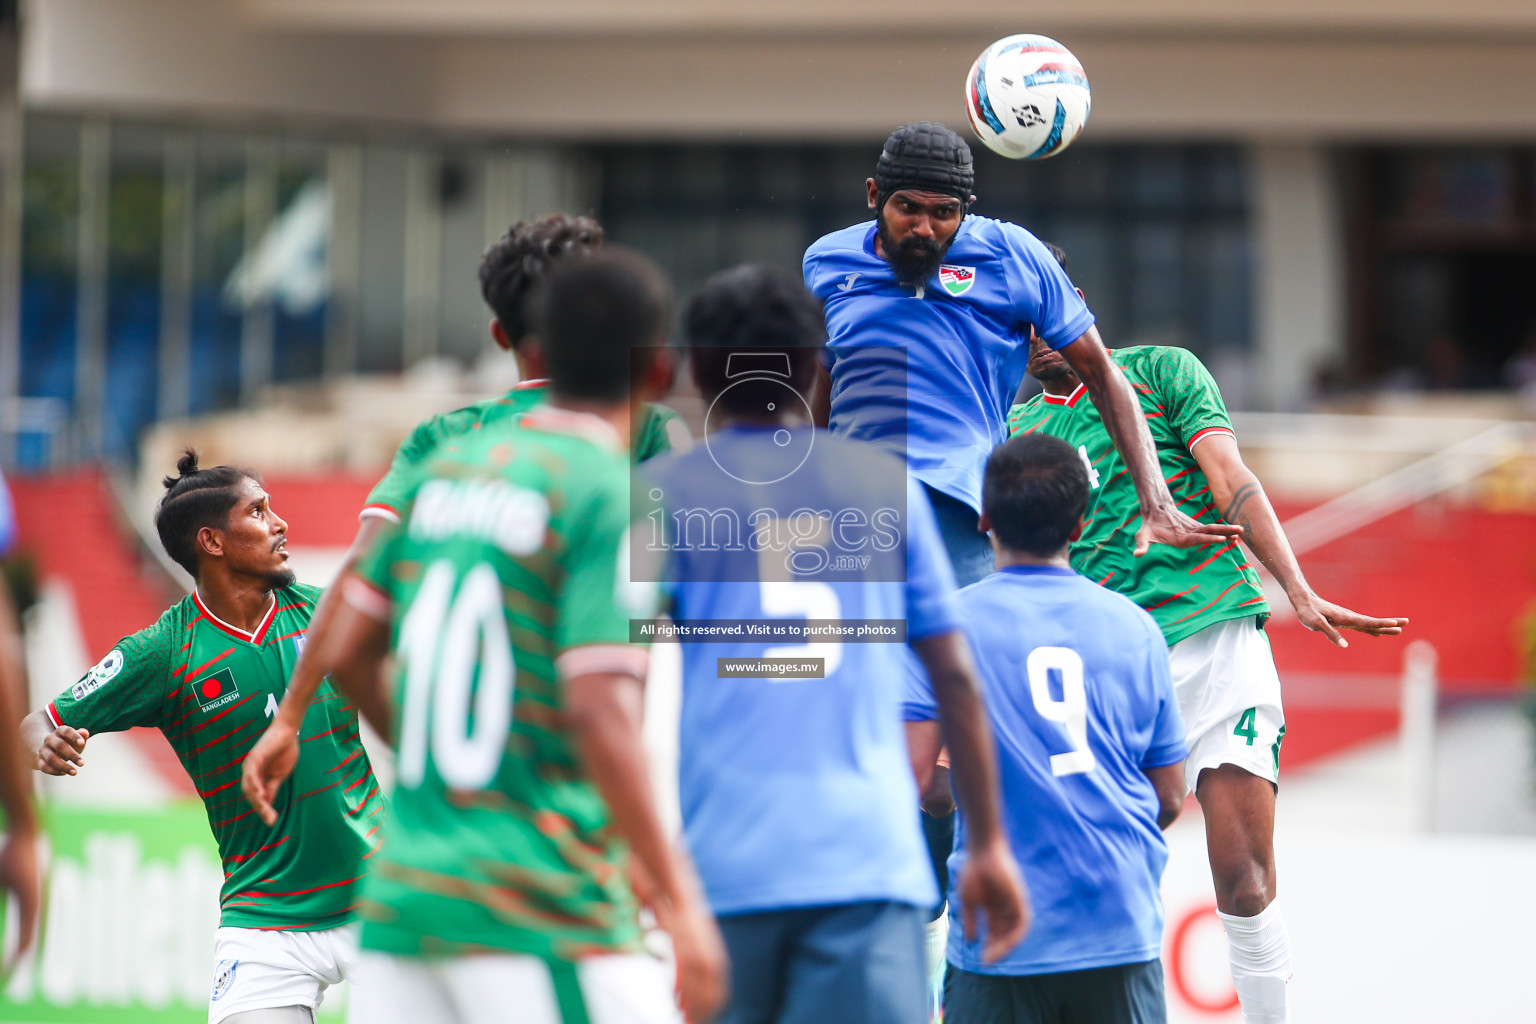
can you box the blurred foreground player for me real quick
[21,455,382,1024]
[1011,245,1408,1024]
[319,250,726,1024]
[243,213,690,823]
[0,468,39,963]
[905,434,1188,1024]
[645,266,1026,1024]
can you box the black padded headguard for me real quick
[873,122,975,214]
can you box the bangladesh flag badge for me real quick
[193,667,242,712]
[938,265,976,296]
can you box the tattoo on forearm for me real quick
[1222,483,1260,543]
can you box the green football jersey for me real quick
[362,381,689,521]
[353,407,655,960]
[48,583,384,930]
[1007,346,1268,645]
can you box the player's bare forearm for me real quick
[567,670,730,1020]
[1063,329,1167,511]
[273,517,387,729]
[21,709,89,776]
[911,630,1005,849]
[320,596,393,739]
[1199,451,1307,599]
[1194,433,1407,645]
[566,669,691,906]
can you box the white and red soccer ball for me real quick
[964,34,1091,160]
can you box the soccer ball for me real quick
[964,34,1091,160]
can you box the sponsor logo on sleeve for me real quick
[192,668,242,712]
[938,265,976,296]
[71,649,124,701]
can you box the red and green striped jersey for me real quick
[1007,346,1268,645]
[361,381,689,522]
[351,408,655,961]
[48,583,384,930]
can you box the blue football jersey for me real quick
[904,565,1187,975]
[645,426,959,915]
[804,216,1095,514]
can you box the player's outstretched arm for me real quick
[911,629,1029,962]
[1192,433,1408,647]
[241,517,388,816]
[0,584,40,959]
[1060,327,1242,555]
[565,666,728,1023]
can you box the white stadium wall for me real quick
[19,0,1536,141]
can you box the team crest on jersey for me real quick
[938,265,976,295]
[71,649,123,701]
[193,668,241,712]
[292,633,305,657]
[211,959,238,1001]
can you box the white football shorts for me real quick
[209,923,357,1024]
[1167,615,1286,794]
[346,950,681,1024]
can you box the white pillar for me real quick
[1251,143,1346,411]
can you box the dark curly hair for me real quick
[154,449,258,578]
[478,214,605,348]
[685,265,825,415]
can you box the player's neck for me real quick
[194,572,277,634]
[991,542,1071,571]
[1040,374,1081,398]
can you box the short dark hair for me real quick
[983,433,1089,556]
[532,247,670,402]
[684,265,825,413]
[1042,241,1068,272]
[155,449,257,577]
[478,214,604,348]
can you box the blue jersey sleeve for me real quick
[998,223,1096,350]
[900,648,939,722]
[0,469,14,557]
[1138,614,1188,769]
[903,474,961,640]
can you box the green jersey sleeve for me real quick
[634,402,692,463]
[49,618,175,733]
[556,472,657,661]
[363,413,453,521]
[1145,347,1234,451]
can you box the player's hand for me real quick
[0,827,40,964]
[241,719,299,826]
[36,726,89,776]
[1292,593,1408,649]
[663,894,729,1024]
[1134,503,1242,557]
[956,838,1030,963]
